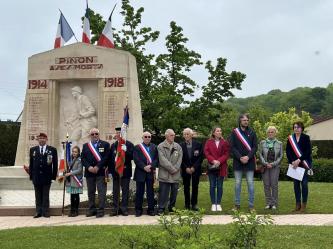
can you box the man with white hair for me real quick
[133,131,158,217]
[157,129,183,215]
[180,128,203,211]
[81,128,110,218]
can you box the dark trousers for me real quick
[294,172,308,203]
[158,181,179,211]
[70,194,80,211]
[113,177,130,212]
[86,176,107,213]
[34,184,51,215]
[183,173,200,207]
[135,178,155,212]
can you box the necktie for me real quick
[41,147,44,155]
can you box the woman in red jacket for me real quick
[204,127,230,212]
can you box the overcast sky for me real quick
[1,0,332,120]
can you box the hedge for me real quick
[311,140,333,159]
[201,158,333,183]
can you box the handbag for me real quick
[208,163,220,172]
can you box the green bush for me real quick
[0,121,20,166]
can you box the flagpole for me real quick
[58,9,79,42]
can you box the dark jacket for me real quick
[230,127,258,171]
[180,140,204,177]
[286,133,312,168]
[204,138,230,176]
[29,145,58,185]
[108,140,134,179]
[81,140,110,177]
[133,143,158,182]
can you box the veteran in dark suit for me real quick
[180,128,204,211]
[81,128,110,218]
[133,131,158,217]
[29,132,58,218]
[108,127,134,216]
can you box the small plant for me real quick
[227,211,273,249]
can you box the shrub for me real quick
[227,211,272,249]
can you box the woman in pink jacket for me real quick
[204,127,230,212]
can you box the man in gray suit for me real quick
[157,129,183,215]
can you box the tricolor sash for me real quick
[87,141,102,162]
[288,134,311,169]
[233,128,252,152]
[72,175,83,187]
[138,143,152,164]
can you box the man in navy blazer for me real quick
[108,127,134,216]
[29,132,58,218]
[133,131,158,216]
[180,128,204,211]
[81,128,110,218]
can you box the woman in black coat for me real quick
[286,121,312,212]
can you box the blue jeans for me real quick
[208,174,224,205]
[293,172,308,203]
[234,170,254,208]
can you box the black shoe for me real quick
[147,210,155,216]
[86,211,97,217]
[192,205,199,211]
[33,213,42,218]
[135,211,142,217]
[121,210,129,216]
[157,209,164,216]
[96,211,105,218]
[185,205,191,210]
[43,213,50,218]
[68,211,75,217]
[168,207,174,213]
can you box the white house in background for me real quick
[306,117,333,140]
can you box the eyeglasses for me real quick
[144,136,151,138]
[90,133,99,136]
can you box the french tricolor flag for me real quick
[54,12,75,49]
[97,5,116,48]
[82,2,91,43]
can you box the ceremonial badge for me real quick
[194,150,199,156]
[47,155,53,165]
[33,151,36,157]
[99,148,104,153]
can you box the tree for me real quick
[253,107,313,142]
[81,9,105,44]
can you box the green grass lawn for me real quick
[174,179,333,214]
[1,225,332,249]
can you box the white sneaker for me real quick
[216,204,222,211]
[272,205,277,210]
[265,205,271,209]
[211,204,217,212]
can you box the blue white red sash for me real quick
[87,141,102,162]
[138,143,152,164]
[288,135,311,169]
[233,128,252,152]
[72,175,83,187]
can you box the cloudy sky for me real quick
[1,0,332,120]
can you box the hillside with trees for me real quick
[225,83,333,118]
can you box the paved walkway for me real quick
[0,214,332,230]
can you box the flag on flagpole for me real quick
[82,2,91,43]
[97,5,116,48]
[59,141,71,174]
[54,12,75,48]
[115,106,129,177]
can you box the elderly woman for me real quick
[204,127,229,212]
[286,121,312,212]
[259,126,283,210]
